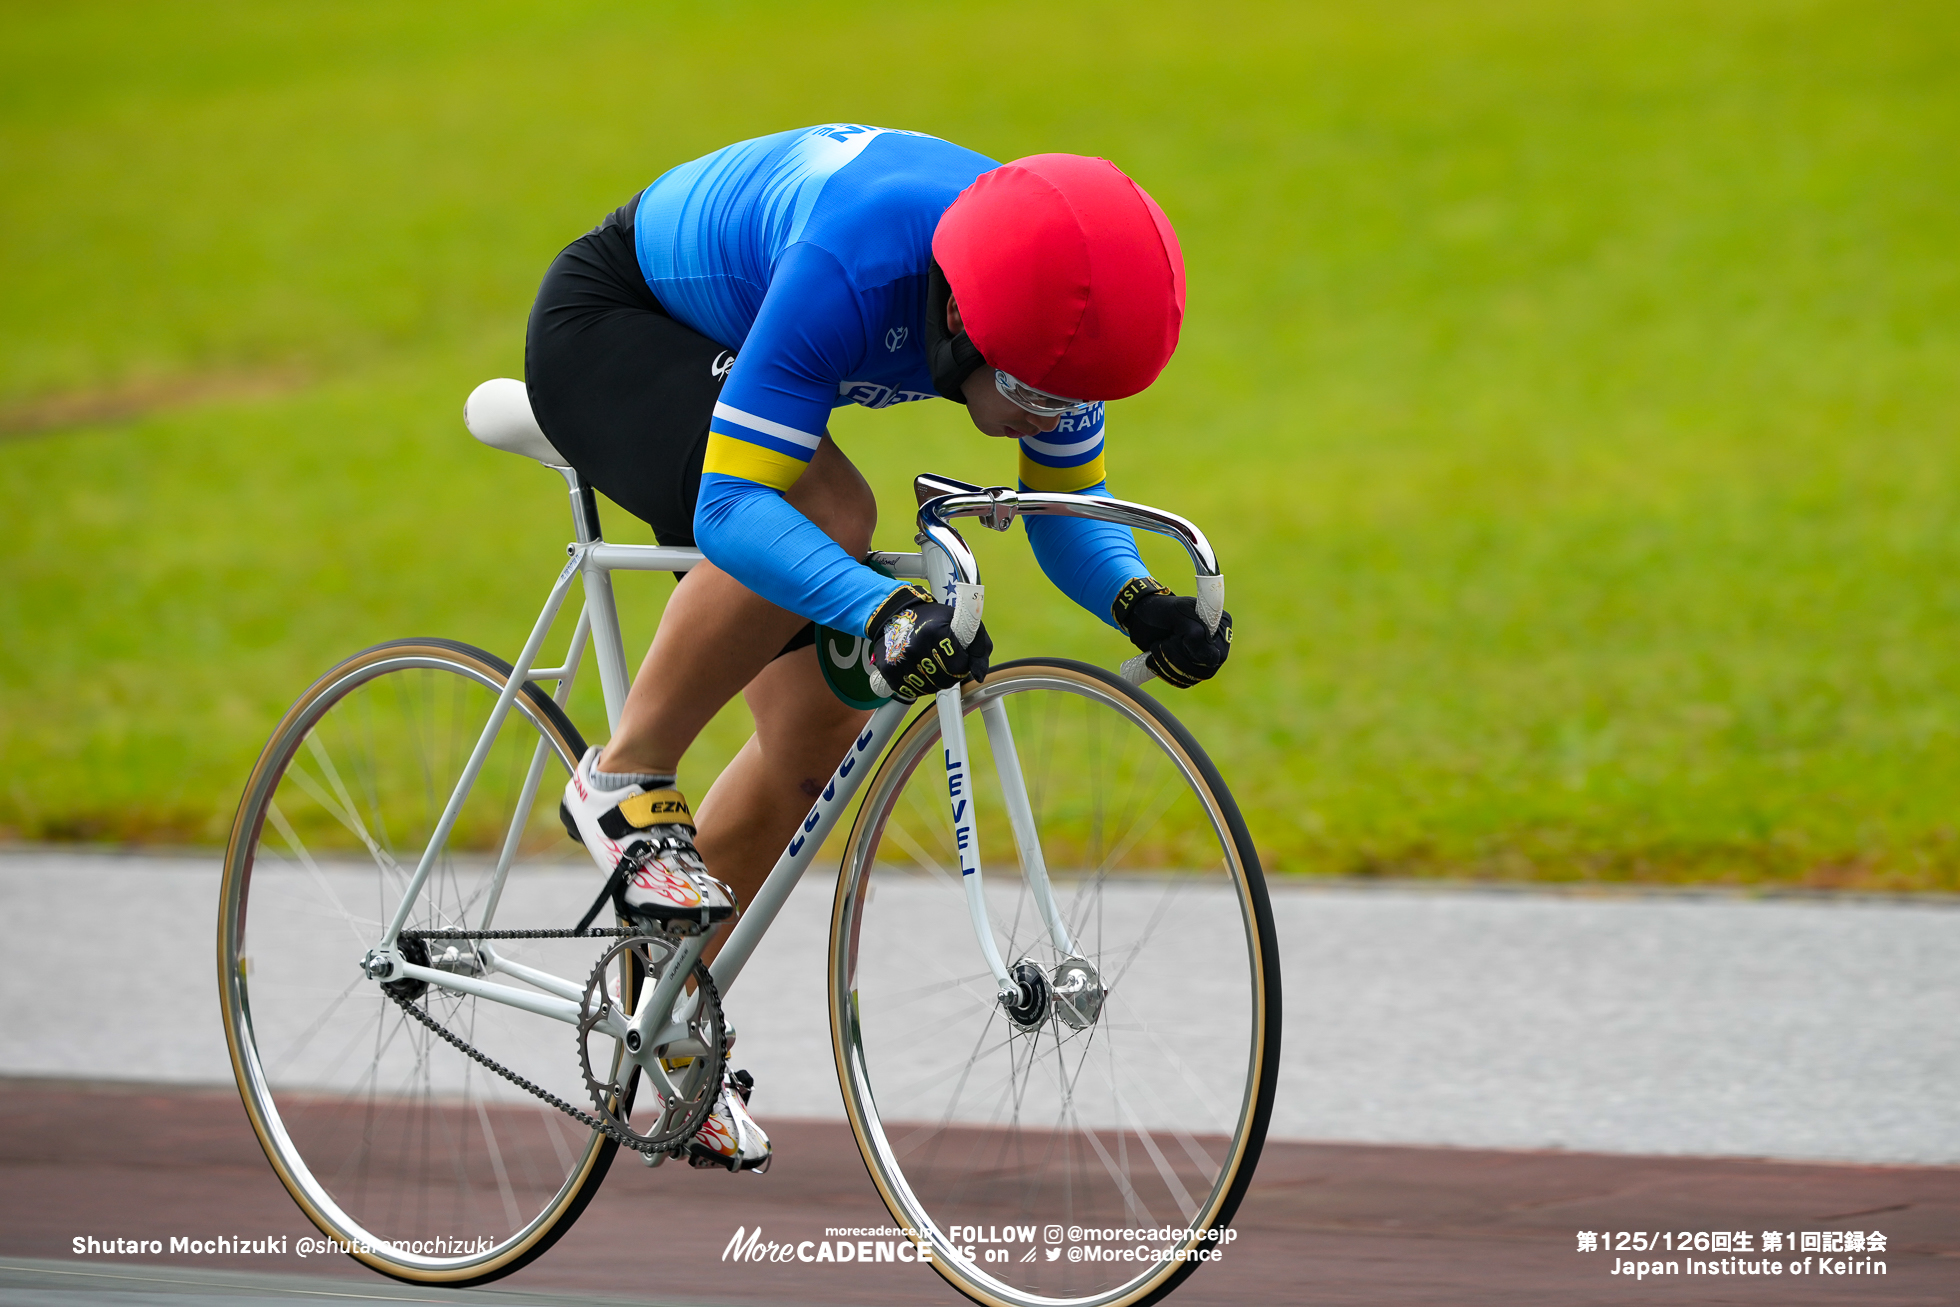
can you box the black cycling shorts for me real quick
[524,199,817,659]
[524,196,733,548]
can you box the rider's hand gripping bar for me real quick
[873,482,1226,1003]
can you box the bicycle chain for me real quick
[405,928,632,940]
[382,927,671,1156]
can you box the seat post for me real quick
[558,468,603,544]
[554,466,632,730]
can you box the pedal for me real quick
[684,1143,769,1173]
[558,798,581,845]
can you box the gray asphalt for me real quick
[2,848,1955,1164]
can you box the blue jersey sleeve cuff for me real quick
[1021,480,1148,628]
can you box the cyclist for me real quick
[531,125,1232,1172]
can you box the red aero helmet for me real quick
[933,153,1186,402]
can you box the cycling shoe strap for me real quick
[597,789,694,839]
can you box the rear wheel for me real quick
[831,659,1281,1307]
[218,639,626,1285]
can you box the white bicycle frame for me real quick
[358,466,1223,1089]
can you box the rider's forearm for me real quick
[694,472,896,632]
[1015,406,1141,626]
[1021,481,1147,629]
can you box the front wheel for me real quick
[830,658,1281,1307]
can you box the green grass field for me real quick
[4,0,1959,888]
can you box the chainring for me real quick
[575,934,726,1153]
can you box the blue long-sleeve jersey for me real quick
[630,124,1148,635]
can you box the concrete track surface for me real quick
[0,849,1956,1303]
[3,850,1956,1162]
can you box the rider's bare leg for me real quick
[693,650,870,918]
[595,434,875,906]
[598,560,806,774]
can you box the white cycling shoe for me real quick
[687,1068,772,1173]
[560,747,735,932]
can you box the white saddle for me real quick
[463,378,569,467]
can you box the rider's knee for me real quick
[788,438,876,556]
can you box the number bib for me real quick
[817,625,892,711]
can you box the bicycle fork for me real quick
[910,478,1225,1031]
[918,547,1089,1027]
[936,687,1077,996]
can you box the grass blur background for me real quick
[3,0,1957,888]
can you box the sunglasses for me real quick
[993,369,1094,418]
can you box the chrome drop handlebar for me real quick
[866,480,1224,696]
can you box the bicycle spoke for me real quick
[882,819,962,888]
[301,733,407,881]
[1066,1104,1157,1227]
[264,802,374,944]
[473,1098,525,1233]
[262,973,366,1082]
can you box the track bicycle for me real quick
[216,378,1281,1307]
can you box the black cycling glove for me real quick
[1111,576,1233,688]
[867,583,993,704]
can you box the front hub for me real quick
[1051,956,1105,1029]
[1001,959,1051,1030]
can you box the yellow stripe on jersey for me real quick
[1018,448,1107,493]
[703,433,810,491]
